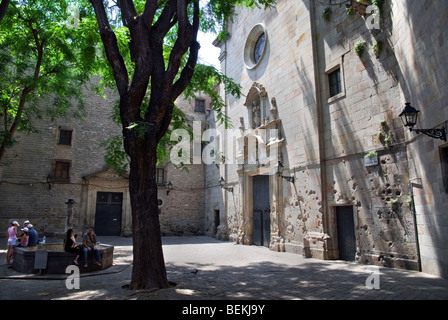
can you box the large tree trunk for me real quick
[89,0,200,291]
[128,137,169,290]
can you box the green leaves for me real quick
[0,0,101,163]
[202,0,276,38]
[101,135,130,177]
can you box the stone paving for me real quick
[1,236,448,300]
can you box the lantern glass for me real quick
[399,103,420,129]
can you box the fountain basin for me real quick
[12,243,114,274]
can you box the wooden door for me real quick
[95,192,123,236]
[336,206,356,261]
[253,175,270,247]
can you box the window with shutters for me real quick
[53,160,71,183]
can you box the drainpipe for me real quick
[409,177,422,272]
[223,37,229,234]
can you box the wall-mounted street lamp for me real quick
[219,177,234,193]
[275,161,295,183]
[46,174,53,190]
[399,102,447,142]
[166,181,173,196]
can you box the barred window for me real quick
[58,129,73,146]
[329,68,342,97]
[195,99,205,113]
[156,168,165,186]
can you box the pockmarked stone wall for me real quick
[214,0,448,278]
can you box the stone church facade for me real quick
[209,0,448,279]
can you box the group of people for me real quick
[6,220,101,269]
[64,227,102,268]
[6,220,38,265]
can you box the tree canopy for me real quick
[0,0,99,164]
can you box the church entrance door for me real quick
[253,175,270,247]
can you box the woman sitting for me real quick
[15,227,29,247]
[64,228,83,265]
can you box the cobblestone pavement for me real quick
[1,236,448,300]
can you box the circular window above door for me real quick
[244,24,268,70]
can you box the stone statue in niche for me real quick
[270,97,278,120]
[252,100,261,128]
[239,116,245,131]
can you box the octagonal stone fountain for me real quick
[12,243,114,274]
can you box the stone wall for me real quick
[389,0,448,278]
[217,0,324,255]
[0,83,209,238]
[159,162,205,236]
[214,0,448,276]
[156,93,211,236]
[0,80,121,235]
[313,0,418,269]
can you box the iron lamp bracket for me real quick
[411,127,447,142]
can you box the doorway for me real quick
[253,175,270,247]
[95,192,123,236]
[213,210,220,235]
[336,206,356,261]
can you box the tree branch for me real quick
[171,0,200,100]
[157,1,200,141]
[27,20,44,79]
[164,0,193,87]
[117,0,137,27]
[0,0,10,25]
[89,0,129,97]
[151,0,177,42]
[142,0,158,29]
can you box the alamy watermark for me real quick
[66,6,79,30]
[365,266,380,290]
[365,5,381,30]
[168,122,281,171]
[65,265,80,290]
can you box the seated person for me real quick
[15,228,29,247]
[82,227,101,268]
[27,224,38,247]
[64,228,83,265]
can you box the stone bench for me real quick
[12,243,114,274]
